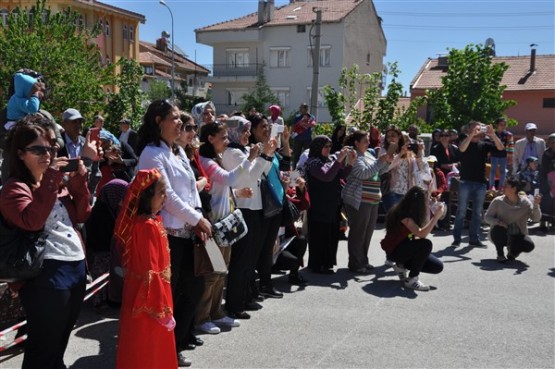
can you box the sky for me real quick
[105,0,555,95]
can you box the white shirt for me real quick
[42,199,85,261]
[138,142,202,229]
[119,130,130,144]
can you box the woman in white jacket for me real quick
[221,116,277,319]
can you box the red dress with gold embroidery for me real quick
[116,216,177,369]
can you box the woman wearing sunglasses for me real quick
[0,114,92,369]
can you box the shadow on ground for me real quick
[472,258,530,275]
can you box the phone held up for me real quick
[60,158,79,172]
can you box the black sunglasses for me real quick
[183,125,198,132]
[23,145,57,156]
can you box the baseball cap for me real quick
[426,155,438,163]
[525,156,538,163]
[119,118,131,125]
[525,122,537,131]
[62,108,83,121]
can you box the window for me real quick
[123,25,128,40]
[105,20,110,36]
[307,45,331,67]
[306,87,326,107]
[129,26,134,43]
[106,55,111,66]
[144,66,154,75]
[0,9,8,26]
[543,98,555,108]
[98,19,104,34]
[270,47,290,68]
[226,88,248,105]
[226,49,249,68]
[271,88,290,107]
[297,25,306,33]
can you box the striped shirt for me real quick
[361,172,382,205]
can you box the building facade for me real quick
[196,0,386,121]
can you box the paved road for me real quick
[1,225,554,369]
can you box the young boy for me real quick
[6,71,45,128]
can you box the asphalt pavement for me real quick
[1,224,554,369]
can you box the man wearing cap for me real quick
[513,123,546,174]
[118,118,138,154]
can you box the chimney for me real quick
[529,44,537,73]
[258,1,267,24]
[268,0,274,22]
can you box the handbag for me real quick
[0,216,46,282]
[261,174,282,218]
[281,197,300,226]
[193,238,227,277]
[212,190,248,247]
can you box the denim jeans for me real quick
[453,180,487,243]
[489,156,507,188]
[381,192,404,214]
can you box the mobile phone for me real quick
[479,124,488,133]
[270,124,284,138]
[534,188,540,196]
[289,170,300,187]
[60,158,79,172]
[409,143,419,154]
[89,127,100,144]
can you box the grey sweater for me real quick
[484,195,541,235]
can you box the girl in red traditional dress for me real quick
[115,169,177,369]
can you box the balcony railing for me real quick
[206,63,263,78]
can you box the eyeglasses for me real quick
[23,145,57,156]
[183,125,198,132]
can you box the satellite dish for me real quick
[485,38,496,56]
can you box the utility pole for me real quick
[310,7,322,122]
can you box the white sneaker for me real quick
[213,316,240,327]
[384,259,396,267]
[404,276,430,291]
[392,264,408,281]
[196,321,221,334]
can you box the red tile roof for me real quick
[196,0,366,32]
[411,54,555,92]
[139,41,210,74]
[139,52,172,67]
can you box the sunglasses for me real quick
[23,145,57,156]
[183,125,198,132]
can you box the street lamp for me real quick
[159,0,175,100]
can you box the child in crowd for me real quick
[517,156,540,195]
[114,169,177,369]
[6,71,45,127]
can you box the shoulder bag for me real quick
[0,216,46,282]
[193,237,227,277]
[212,189,248,247]
[261,172,283,218]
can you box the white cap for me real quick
[62,108,83,121]
[525,122,537,131]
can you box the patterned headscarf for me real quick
[269,105,281,121]
[114,169,161,248]
[98,179,129,217]
[191,101,216,126]
[226,116,251,145]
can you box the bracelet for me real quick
[260,153,274,162]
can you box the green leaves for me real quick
[240,64,279,114]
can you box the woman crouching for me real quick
[380,186,445,291]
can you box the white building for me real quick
[195,0,386,122]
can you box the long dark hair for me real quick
[199,122,226,166]
[6,117,48,187]
[137,99,175,156]
[385,186,428,232]
[248,113,268,145]
[136,178,162,216]
[384,125,404,154]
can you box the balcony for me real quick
[206,63,263,83]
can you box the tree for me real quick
[175,80,206,111]
[426,44,516,130]
[147,80,171,102]
[240,65,279,114]
[104,58,146,132]
[323,63,425,132]
[0,0,114,118]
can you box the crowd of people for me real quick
[0,69,554,369]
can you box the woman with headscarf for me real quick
[191,101,216,127]
[304,136,355,274]
[221,116,278,318]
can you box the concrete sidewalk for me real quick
[1,225,554,368]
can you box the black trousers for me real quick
[490,225,535,257]
[19,271,86,369]
[274,235,308,271]
[168,235,205,350]
[257,212,282,288]
[225,209,263,313]
[390,238,444,278]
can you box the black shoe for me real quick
[183,343,196,350]
[288,273,308,286]
[451,240,460,247]
[259,286,284,298]
[245,301,263,311]
[189,336,203,347]
[251,294,265,302]
[469,240,487,248]
[229,311,251,320]
[177,352,192,367]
